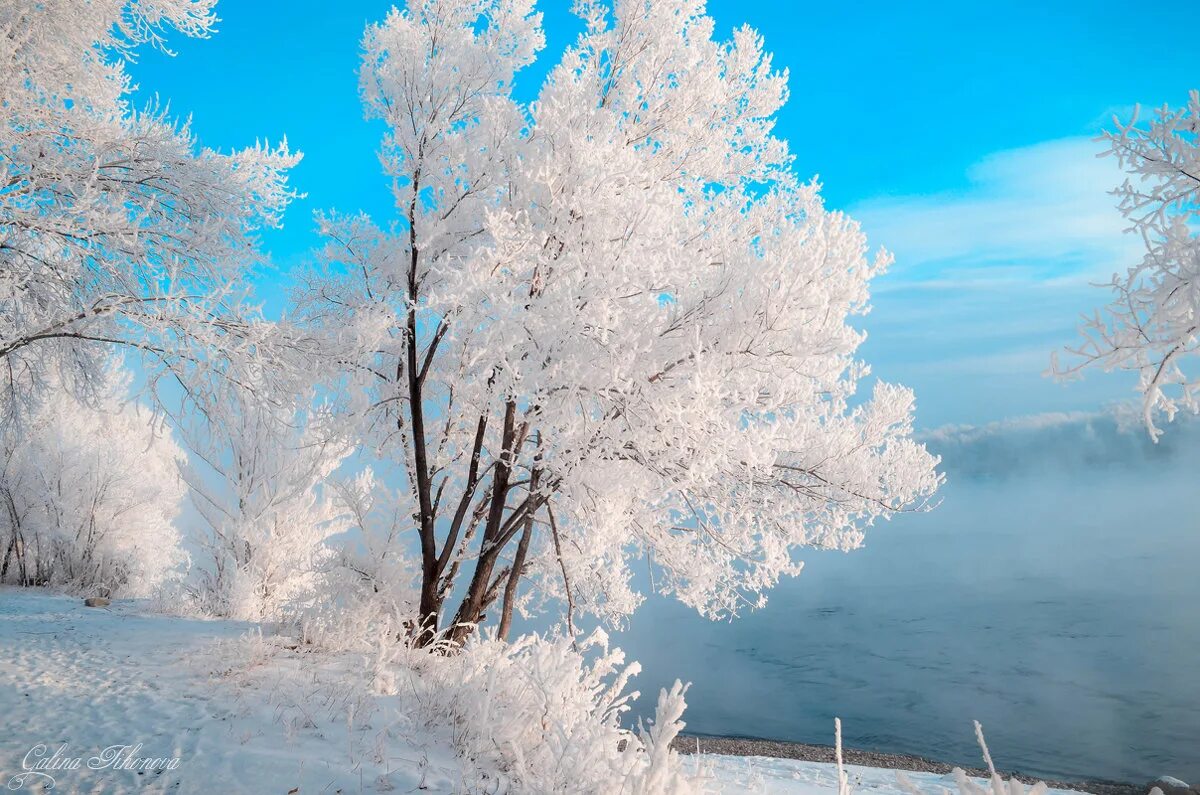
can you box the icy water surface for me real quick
[615,418,1200,784]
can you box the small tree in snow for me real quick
[0,365,186,596]
[311,467,424,642]
[0,0,299,427]
[176,379,351,621]
[298,0,941,645]
[1054,92,1200,438]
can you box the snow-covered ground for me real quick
[0,591,1092,794]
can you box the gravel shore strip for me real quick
[671,735,1143,795]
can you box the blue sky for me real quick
[130,0,1200,429]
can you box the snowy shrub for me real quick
[180,382,351,622]
[295,564,417,653]
[400,628,703,794]
[278,470,703,791]
[296,469,422,651]
[0,370,186,596]
[204,602,702,793]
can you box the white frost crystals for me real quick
[0,0,300,596]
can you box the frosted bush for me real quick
[401,628,702,794]
[182,383,351,622]
[0,368,186,597]
[296,469,423,652]
[295,561,418,653]
[947,722,1048,795]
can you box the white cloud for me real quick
[847,137,1149,428]
[853,137,1141,287]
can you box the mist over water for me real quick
[613,413,1200,784]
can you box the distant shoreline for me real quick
[671,734,1143,795]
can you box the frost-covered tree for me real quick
[1054,92,1200,438]
[0,364,186,596]
[299,0,941,644]
[175,378,351,621]
[0,0,299,426]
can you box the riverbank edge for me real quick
[671,734,1143,795]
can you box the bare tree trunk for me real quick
[402,171,444,646]
[547,506,576,640]
[497,466,540,642]
[32,531,45,586]
[1,534,13,583]
[447,401,518,644]
[431,413,487,608]
[14,532,27,586]
[2,491,28,586]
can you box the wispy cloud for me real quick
[855,137,1141,287]
[851,137,1144,427]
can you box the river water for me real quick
[614,416,1200,784]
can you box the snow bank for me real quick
[0,591,1098,794]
